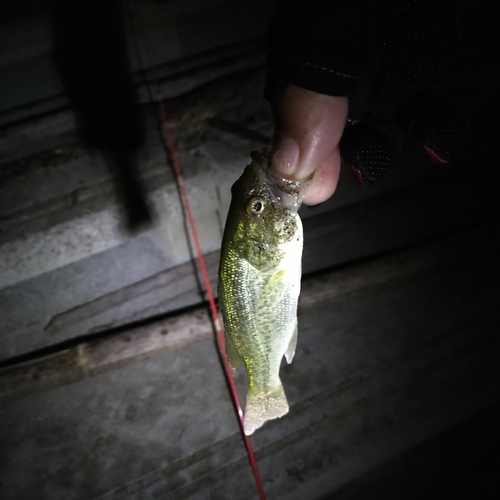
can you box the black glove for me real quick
[340,95,467,186]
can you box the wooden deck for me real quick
[1,44,499,499]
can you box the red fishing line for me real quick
[159,101,266,500]
[128,3,266,498]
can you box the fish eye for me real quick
[246,197,265,216]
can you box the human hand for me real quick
[269,83,348,205]
[269,83,468,205]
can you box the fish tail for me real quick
[243,381,289,435]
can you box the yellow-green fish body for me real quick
[218,150,310,435]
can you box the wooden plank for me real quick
[41,171,495,341]
[1,221,497,403]
[0,39,266,130]
[44,252,220,336]
[0,220,499,499]
[0,308,213,402]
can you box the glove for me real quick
[340,95,466,186]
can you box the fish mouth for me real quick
[251,150,312,212]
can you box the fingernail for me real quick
[270,137,300,177]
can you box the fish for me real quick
[218,149,311,435]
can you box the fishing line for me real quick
[127,2,266,498]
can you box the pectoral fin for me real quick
[284,324,298,364]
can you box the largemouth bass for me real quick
[218,150,311,435]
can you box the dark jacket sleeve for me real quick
[266,0,379,119]
[266,0,500,122]
[266,0,379,97]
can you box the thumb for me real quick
[269,84,348,205]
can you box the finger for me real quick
[303,147,341,205]
[269,83,348,180]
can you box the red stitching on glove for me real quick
[422,145,448,165]
[347,163,367,186]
